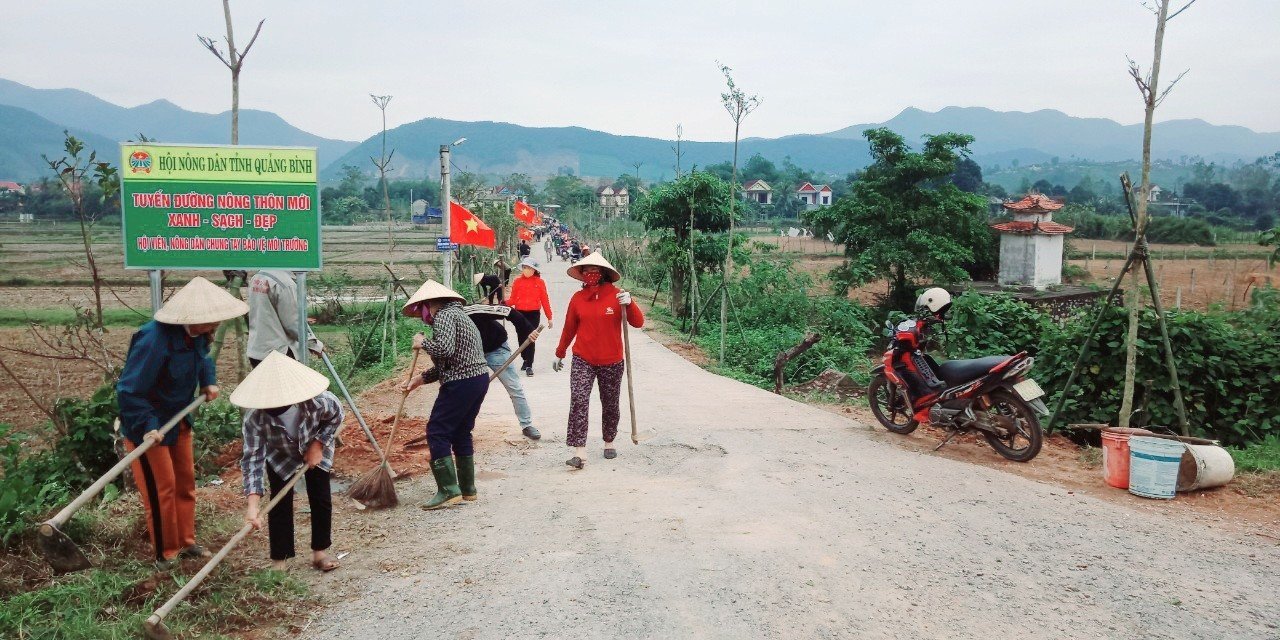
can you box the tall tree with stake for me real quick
[370,94,396,264]
[197,0,264,145]
[716,63,760,365]
[1118,0,1195,429]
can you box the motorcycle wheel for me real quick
[981,389,1043,462]
[868,373,918,434]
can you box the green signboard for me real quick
[119,143,321,270]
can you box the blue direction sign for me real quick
[436,236,459,252]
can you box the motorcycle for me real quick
[867,316,1048,462]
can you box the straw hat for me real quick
[472,273,485,287]
[567,251,619,283]
[229,351,329,409]
[519,256,540,273]
[154,276,250,325]
[402,279,465,314]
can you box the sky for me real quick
[2,1,1277,144]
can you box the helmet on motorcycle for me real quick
[915,287,952,317]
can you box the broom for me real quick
[348,346,421,508]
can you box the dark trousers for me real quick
[427,374,490,460]
[249,348,295,369]
[266,465,332,561]
[514,309,540,369]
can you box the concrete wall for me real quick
[998,233,1064,290]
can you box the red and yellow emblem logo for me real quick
[129,150,152,174]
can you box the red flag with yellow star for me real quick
[513,200,538,225]
[450,201,496,249]
[518,226,534,242]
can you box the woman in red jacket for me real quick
[553,252,644,469]
[507,257,553,376]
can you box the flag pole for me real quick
[440,144,452,286]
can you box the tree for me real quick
[541,174,595,208]
[42,133,118,328]
[197,0,264,145]
[805,128,991,310]
[949,157,983,193]
[369,94,395,264]
[503,173,536,197]
[716,62,761,365]
[634,172,732,317]
[741,153,780,184]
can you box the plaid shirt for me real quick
[240,391,343,496]
[419,302,489,383]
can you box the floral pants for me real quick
[566,355,625,447]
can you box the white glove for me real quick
[552,358,564,372]
[616,291,632,306]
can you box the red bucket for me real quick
[1101,427,1154,489]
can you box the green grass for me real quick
[1229,436,1280,473]
[0,307,148,327]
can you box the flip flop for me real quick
[312,558,340,572]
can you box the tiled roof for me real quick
[0,181,21,191]
[990,220,1074,235]
[796,182,816,193]
[1003,193,1064,213]
[744,179,772,191]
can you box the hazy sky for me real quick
[3,1,1277,143]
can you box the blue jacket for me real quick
[116,321,216,446]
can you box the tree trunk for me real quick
[669,264,687,318]
[774,332,822,394]
[720,120,741,364]
[75,199,104,328]
[223,0,240,145]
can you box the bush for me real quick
[0,425,75,544]
[942,291,1051,359]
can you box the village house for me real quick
[596,185,630,218]
[743,179,773,205]
[0,180,24,196]
[796,182,833,210]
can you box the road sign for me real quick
[119,143,321,270]
[436,237,459,252]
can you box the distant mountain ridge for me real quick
[0,78,357,180]
[1,76,1277,184]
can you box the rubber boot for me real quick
[455,455,477,502]
[422,457,463,511]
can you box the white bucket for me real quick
[1177,444,1236,491]
[1128,436,1185,500]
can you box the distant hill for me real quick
[0,78,357,176]
[322,118,872,182]
[826,106,1280,167]
[0,104,118,181]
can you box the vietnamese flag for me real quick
[450,201,496,249]
[513,200,539,225]
[518,227,534,242]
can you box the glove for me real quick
[616,291,632,306]
[552,358,564,372]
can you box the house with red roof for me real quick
[795,182,833,210]
[990,193,1074,289]
[743,179,773,205]
[0,181,24,195]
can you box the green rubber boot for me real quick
[421,457,463,511]
[455,455,477,502]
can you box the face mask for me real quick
[582,271,603,286]
[421,304,435,325]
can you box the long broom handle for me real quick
[621,306,638,444]
[383,349,422,459]
[41,396,205,532]
[315,344,388,463]
[145,462,308,631]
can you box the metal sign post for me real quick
[148,270,163,312]
[295,271,308,365]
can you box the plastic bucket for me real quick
[1100,427,1154,489]
[1177,444,1236,492]
[1128,436,1186,499]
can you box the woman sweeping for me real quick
[401,280,491,510]
[234,352,342,572]
[553,252,644,469]
[507,256,553,376]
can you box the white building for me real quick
[596,185,630,218]
[796,182,833,210]
[743,179,773,205]
[991,193,1074,290]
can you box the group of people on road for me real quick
[113,247,643,570]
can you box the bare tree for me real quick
[716,63,760,365]
[370,94,396,264]
[42,133,118,330]
[198,0,265,145]
[1118,0,1195,429]
[672,123,685,178]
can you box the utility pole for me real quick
[440,144,452,285]
[672,124,684,178]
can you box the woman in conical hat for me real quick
[233,352,344,572]
[116,276,248,569]
[553,252,644,469]
[401,280,491,510]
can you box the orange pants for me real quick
[124,424,197,561]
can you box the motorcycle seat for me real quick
[936,355,1013,386]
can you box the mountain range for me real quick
[1,77,1277,184]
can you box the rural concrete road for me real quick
[303,263,1280,639]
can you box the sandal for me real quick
[179,545,212,559]
[565,456,585,470]
[312,558,340,572]
[603,448,617,460]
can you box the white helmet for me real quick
[915,287,952,315]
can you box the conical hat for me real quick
[229,351,330,409]
[566,251,619,283]
[402,279,465,314]
[154,276,250,325]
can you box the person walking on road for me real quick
[457,303,544,440]
[246,269,320,367]
[116,276,248,569]
[402,280,491,510]
[508,256,553,376]
[553,253,644,469]
[518,239,531,259]
[234,352,342,573]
